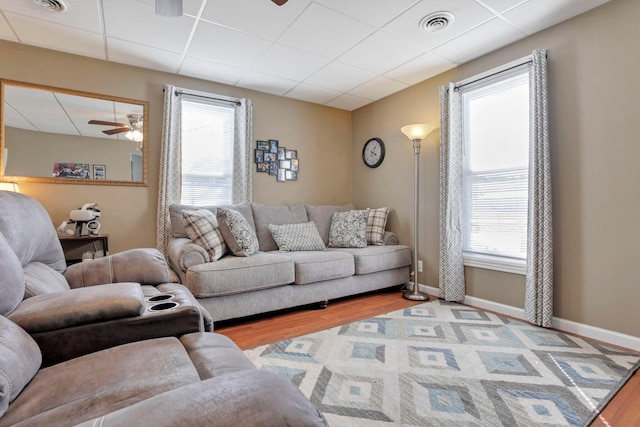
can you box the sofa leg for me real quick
[318,300,329,309]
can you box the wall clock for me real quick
[362,137,385,168]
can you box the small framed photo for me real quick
[290,159,299,172]
[269,139,278,154]
[277,169,286,182]
[93,164,106,180]
[279,160,291,169]
[277,147,287,160]
[257,162,269,173]
[269,162,278,175]
[264,152,276,162]
[285,149,297,159]
[255,149,264,163]
[285,170,297,181]
[257,140,270,151]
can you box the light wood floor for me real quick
[215,289,639,426]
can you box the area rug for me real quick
[244,299,640,426]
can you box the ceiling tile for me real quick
[325,93,372,111]
[305,62,376,93]
[199,0,310,41]
[474,0,528,14]
[503,0,610,35]
[314,0,420,28]
[4,12,105,59]
[251,43,329,81]
[3,103,36,131]
[180,55,245,86]
[108,38,183,73]
[135,0,205,17]
[338,30,425,75]
[277,3,375,58]
[385,51,456,85]
[383,0,495,51]
[0,0,102,33]
[349,76,408,100]
[433,18,524,64]
[285,83,341,104]
[188,20,272,68]
[0,13,17,42]
[103,0,195,53]
[237,71,298,96]
[4,85,76,134]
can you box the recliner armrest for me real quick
[64,248,170,288]
[8,283,145,333]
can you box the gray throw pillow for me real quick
[328,209,369,248]
[216,208,259,257]
[181,209,227,262]
[268,222,326,252]
[366,207,389,246]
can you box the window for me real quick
[180,97,235,205]
[461,67,530,274]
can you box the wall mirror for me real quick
[0,79,148,186]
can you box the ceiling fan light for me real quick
[156,0,182,17]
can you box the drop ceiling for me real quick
[0,0,610,111]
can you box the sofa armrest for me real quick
[8,283,145,333]
[64,248,170,288]
[383,231,399,245]
[167,238,208,273]
[72,370,328,427]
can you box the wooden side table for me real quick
[58,234,109,265]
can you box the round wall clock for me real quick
[362,137,385,168]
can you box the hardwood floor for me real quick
[215,289,639,426]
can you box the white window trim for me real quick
[463,252,526,275]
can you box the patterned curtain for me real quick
[232,99,253,204]
[524,50,553,327]
[156,84,182,255]
[438,83,466,301]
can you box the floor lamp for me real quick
[401,124,435,301]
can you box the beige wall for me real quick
[0,40,352,254]
[352,0,640,336]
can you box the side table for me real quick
[58,234,109,265]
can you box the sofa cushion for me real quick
[268,222,325,252]
[23,262,71,298]
[169,202,255,239]
[0,232,25,316]
[0,316,41,418]
[366,207,389,246]
[328,209,369,248]
[280,251,355,285]
[329,245,412,275]
[305,204,353,245]
[186,252,294,297]
[182,209,227,262]
[252,203,308,251]
[216,208,259,257]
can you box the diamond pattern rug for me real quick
[244,299,640,426]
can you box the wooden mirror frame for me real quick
[0,79,148,186]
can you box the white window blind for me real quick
[180,97,235,206]
[462,70,530,262]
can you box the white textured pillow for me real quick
[268,222,325,252]
[216,208,259,257]
[328,209,369,248]
[181,209,227,262]
[366,207,389,246]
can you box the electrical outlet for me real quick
[417,260,423,272]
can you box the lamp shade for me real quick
[0,182,20,192]
[401,124,435,141]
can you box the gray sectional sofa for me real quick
[167,203,411,323]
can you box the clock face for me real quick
[362,138,385,168]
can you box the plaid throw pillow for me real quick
[366,207,389,245]
[181,209,227,262]
[268,222,325,252]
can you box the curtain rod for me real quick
[454,54,535,91]
[174,89,241,105]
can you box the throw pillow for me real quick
[216,208,259,257]
[181,210,227,262]
[268,222,326,252]
[366,207,389,246]
[327,209,369,248]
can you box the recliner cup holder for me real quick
[146,294,174,302]
[148,302,179,311]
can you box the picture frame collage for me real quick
[255,139,299,182]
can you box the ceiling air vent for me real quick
[30,0,69,12]
[419,11,455,33]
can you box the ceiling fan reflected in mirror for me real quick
[155,0,288,17]
[89,114,143,136]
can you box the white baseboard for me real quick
[412,283,640,352]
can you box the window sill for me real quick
[463,252,526,275]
